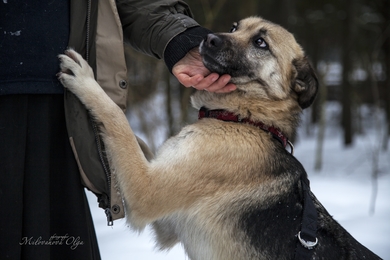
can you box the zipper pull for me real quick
[105,208,114,226]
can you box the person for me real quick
[0,0,235,259]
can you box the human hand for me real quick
[172,48,236,93]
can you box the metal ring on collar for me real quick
[297,231,318,250]
[287,140,294,155]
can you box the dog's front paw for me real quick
[57,48,95,96]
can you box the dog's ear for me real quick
[292,57,319,109]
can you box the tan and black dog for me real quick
[58,17,381,260]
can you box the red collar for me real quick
[198,107,293,153]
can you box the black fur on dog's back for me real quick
[239,143,381,259]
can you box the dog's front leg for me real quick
[58,49,224,230]
[58,49,165,228]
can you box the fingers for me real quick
[172,48,236,93]
[175,73,203,88]
[191,73,218,90]
[176,72,237,93]
[192,73,236,93]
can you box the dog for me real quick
[58,16,381,260]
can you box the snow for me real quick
[87,104,390,259]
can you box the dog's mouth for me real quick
[199,40,222,70]
[199,50,227,75]
[199,34,247,79]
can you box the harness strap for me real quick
[295,174,318,259]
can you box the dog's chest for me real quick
[158,212,222,260]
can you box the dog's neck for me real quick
[198,107,293,152]
[191,90,302,139]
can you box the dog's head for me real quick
[199,17,318,109]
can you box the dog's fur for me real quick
[58,17,381,260]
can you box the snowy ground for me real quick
[87,107,390,259]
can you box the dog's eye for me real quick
[230,22,238,33]
[255,38,268,49]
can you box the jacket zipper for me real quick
[86,0,91,62]
[86,0,113,226]
[92,120,114,226]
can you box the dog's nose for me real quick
[205,34,223,48]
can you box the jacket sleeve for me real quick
[116,0,212,71]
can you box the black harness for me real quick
[198,107,319,259]
[295,174,318,259]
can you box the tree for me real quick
[314,63,329,171]
[382,0,390,150]
[341,0,356,146]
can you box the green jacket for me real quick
[65,0,211,225]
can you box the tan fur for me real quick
[58,17,319,260]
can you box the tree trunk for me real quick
[341,0,355,146]
[384,37,390,150]
[314,64,328,171]
[383,0,390,150]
